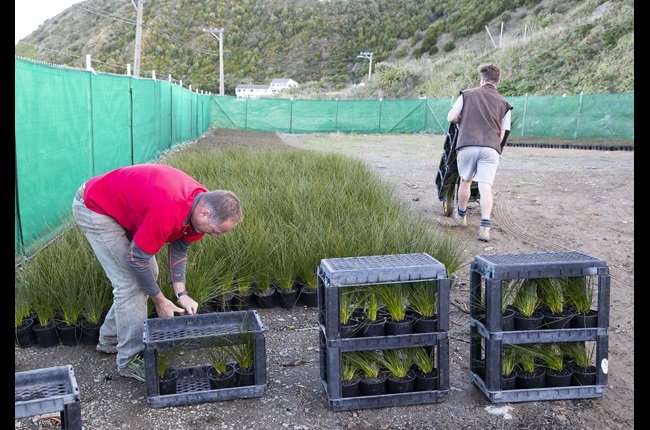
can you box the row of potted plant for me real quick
[496,342,598,390]
[338,281,439,338]
[473,275,598,331]
[340,346,438,397]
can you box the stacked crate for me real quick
[318,253,450,411]
[469,251,609,403]
[143,310,266,408]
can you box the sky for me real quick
[15,0,83,45]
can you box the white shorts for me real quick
[456,146,500,186]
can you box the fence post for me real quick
[521,93,528,136]
[574,92,584,139]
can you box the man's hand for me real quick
[154,297,186,317]
[176,294,198,315]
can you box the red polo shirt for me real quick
[83,164,208,254]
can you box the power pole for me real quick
[203,28,225,96]
[357,51,373,80]
[133,0,144,77]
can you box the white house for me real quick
[269,78,299,93]
[235,84,275,98]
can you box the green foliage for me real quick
[347,351,383,379]
[407,282,437,318]
[340,287,359,325]
[374,283,409,321]
[536,278,564,314]
[410,346,435,374]
[537,343,567,372]
[512,279,540,317]
[561,342,595,370]
[380,349,413,378]
[502,344,517,376]
[560,276,593,314]
[15,0,634,98]
[342,352,359,382]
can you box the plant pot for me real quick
[232,290,255,310]
[384,315,414,335]
[386,370,416,393]
[159,368,178,395]
[56,321,81,347]
[208,363,236,389]
[413,368,438,391]
[359,373,388,396]
[254,286,277,309]
[515,367,546,389]
[342,376,360,397]
[15,317,37,348]
[80,319,101,345]
[571,310,598,328]
[340,318,360,338]
[571,365,597,386]
[298,285,318,308]
[32,321,60,348]
[502,308,516,331]
[234,364,256,387]
[514,310,544,330]
[541,307,574,329]
[501,371,517,390]
[412,313,438,333]
[357,318,385,337]
[213,292,236,312]
[545,367,574,387]
[275,286,299,309]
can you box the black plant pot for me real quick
[208,363,236,389]
[359,374,387,396]
[502,308,516,331]
[357,318,385,337]
[412,313,438,333]
[275,286,299,309]
[340,318,360,338]
[386,371,416,394]
[541,307,574,329]
[32,321,60,348]
[80,320,101,345]
[514,310,544,330]
[15,317,37,348]
[571,365,597,386]
[254,286,277,309]
[501,371,517,390]
[342,376,361,397]
[235,364,256,387]
[159,368,178,395]
[545,368,574,387]
[232,291,255,310]
[571,310,599,328]
[56,321,81,347]
[414,368,438,391]
[384,315,414,335]
[515,367,546,389]
[298,285,318,308]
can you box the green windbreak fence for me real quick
[15,57,211,257]
[15,56,633,257]
[210,93,634,138]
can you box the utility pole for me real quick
[133,0,144,77]
[357,51,373,80]
[203,28,225,96]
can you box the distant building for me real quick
[269,78,299,93]
[235,84,273,98]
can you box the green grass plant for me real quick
[512,279,540,317]
[502,344,517,377]
[536,278,564,314]
[374,283,409,321]
[407,281,437,318]
[347,350,384,379]
[560,277,594,314]
[409,346,436,374]
[380,348,413,379]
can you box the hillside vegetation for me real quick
[15,0,633,99]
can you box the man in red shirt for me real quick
[72,163,243,382]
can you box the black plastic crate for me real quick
[468,252,610,403]
[15,365,82,430]
[143,311,266,408]
[317,253,450,410]
[317,253,450,340]
[320,329,449,411]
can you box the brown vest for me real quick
[456,84,512,155]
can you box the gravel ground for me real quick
[15,129,634,429]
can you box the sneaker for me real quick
[452,209,467,227]
[96,340,118,354]
[478,226,491,242]
[118,352,146,382]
